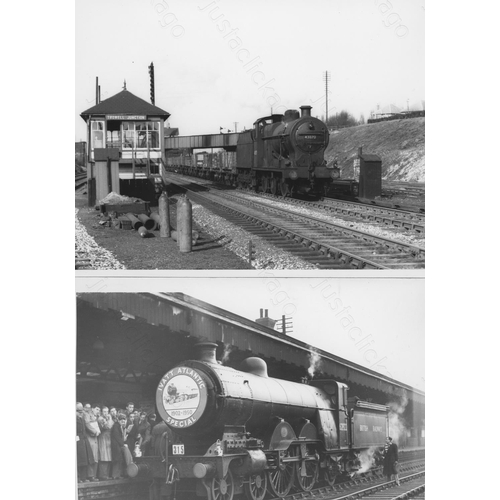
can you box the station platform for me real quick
[77,476,149,500]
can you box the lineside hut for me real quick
[80,85,171,205]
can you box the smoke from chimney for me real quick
[307,347,323,378]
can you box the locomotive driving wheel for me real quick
[294,447,319,492]
[211,469,234,500]
[244,471,267,500]
[267,448,296,498]
[269,177,277,195]
[323,456,341,486]
[280,181,289,197]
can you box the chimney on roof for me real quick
[255,309,277,329]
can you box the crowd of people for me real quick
[76,401,165,482]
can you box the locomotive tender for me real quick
[166,105,340,197]
[129,343,388,500]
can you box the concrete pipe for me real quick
[125,213,143,231]
[137,214,156,230]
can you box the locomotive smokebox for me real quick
[195,342,218,364]
[240,357,269,378]
[300,105,312,117]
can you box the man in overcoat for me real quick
[383,436,400,485]
[84,404,101,481]
[111,414,130,479]
[97,406,114,479]
[76,403,95,482]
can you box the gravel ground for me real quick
[75,181,423,270]
[76,193,317,270]
[225,191,425,248]
[75,208,126,270]
[190,200,317,270]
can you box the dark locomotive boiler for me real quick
[236,106,334,197]
[129,343,388,500]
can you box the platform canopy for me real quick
[77,293,424,407]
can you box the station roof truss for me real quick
[77,293,424,406]
[80,89,171,121]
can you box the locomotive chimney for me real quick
[300,105,312,117]
[195,342,218,364]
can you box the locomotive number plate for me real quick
[172,444,185,455]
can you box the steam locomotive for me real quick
[128,343,388,500]
[165,106,340,197]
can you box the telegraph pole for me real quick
[148,62,155,105]
[323,71,331,124]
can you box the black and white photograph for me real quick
[10,0,500,498]
[75,0,425,271]
[71,1,427,499]
[75,277,424,499]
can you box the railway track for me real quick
[243,191,425,234]
[168,177,424,269]
[75,172,87,192]
[382,181,425,200]
[267,464,425,500]
[167,169,424,211]
[166,172,424,233]
[170,458,425,500]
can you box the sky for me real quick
[76,276,424,392]
[75,0,425,140]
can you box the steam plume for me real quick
[307,347,323,378]
[357,446,378,474]
[387,391,409,444]
[221,344,235,364]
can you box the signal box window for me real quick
[121,121,160,150]
[91,121,104,149]
[122,122,135,149]
[106,121,121,148]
